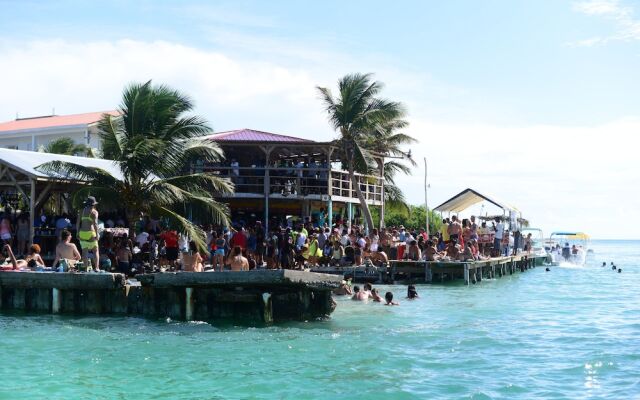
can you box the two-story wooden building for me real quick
[200,129,383,230]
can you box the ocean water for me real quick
[1,240,639,399]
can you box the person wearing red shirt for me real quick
[160,230,179,268]
[230,228,247,251]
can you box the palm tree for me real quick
[40,137,95,157]
[368,119,417,225]
[317,73,409,231]
[37,80,233,250]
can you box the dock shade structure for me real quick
[0,148,123,245]
[434,188,522,229]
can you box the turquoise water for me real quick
[1,240,639,399]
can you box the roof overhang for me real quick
[434,188,518,213]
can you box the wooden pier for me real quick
[0,270,341,323]
[312,253,549,285]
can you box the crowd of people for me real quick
[0,193,537,275]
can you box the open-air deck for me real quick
[196,129,385,227]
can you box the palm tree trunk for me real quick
[348,161,374,233]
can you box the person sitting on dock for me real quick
[53,229,81,270]
[444,240,460,261]
[0,244,25,270]
[384,291,399,306]
[461,243,474,261]
[228,246,249,271]
[370,247,389,266]
[25,244,46,270]
[424,240,443,261]
[407,285,419,299]
[405,240,420,261]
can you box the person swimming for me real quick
[351,285,370,301]
[618,269,622,273]
[407,285,419,299]
[545,267,550,272]
[370,288,383,302]
[602,262,606,267]
[384,292,399,306]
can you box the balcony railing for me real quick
[192,165,383,203]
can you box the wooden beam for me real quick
[34,182,54,209]
[5,169,30,203]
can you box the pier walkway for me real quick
[311,253,549,285]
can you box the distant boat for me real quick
[546,232,590,266]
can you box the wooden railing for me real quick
[191,165,383,203]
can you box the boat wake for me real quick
[555,262,586,269]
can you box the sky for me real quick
[0,0,638,239]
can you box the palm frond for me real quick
[36,161,120,186]
[154,205,209,251]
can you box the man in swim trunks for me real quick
[53,229,81,270]
[76,196,100,271]
[448,215,462,242]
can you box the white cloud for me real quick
[572,0,640,45]
[0,39,328,135]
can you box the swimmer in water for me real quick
[618,269,622,273]
[370,288,383,302]
[545,267,550,272]
[602,262,606,267]
[407,285,419,299]
[351,285,370,301]
[384,292,399,306]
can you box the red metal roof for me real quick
[0,110,119,133]
[205,129,315,143]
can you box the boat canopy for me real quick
[434,188,518,213]
[550,232,590,240]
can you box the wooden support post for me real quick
[29,179,35,247]
[185,287,194,321]
[464,264,469,285]
[478,266,482,282]
[52,288,61,313]
[262,292,273,323]
[391,262,396,284]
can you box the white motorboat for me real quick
[546,232,590,266]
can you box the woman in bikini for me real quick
[181,240,203,272]
[77,196,100,271]
[227,245,249,271]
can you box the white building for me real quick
[0,111,117,151]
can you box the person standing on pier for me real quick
[77,196,100,271]
[448,216,462,243]
[493,217,504,257]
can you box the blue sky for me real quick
[1,0,639,238]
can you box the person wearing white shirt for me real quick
[493,218,504,256]
[136,231,150,246]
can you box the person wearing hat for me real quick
[77,196,100,271]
